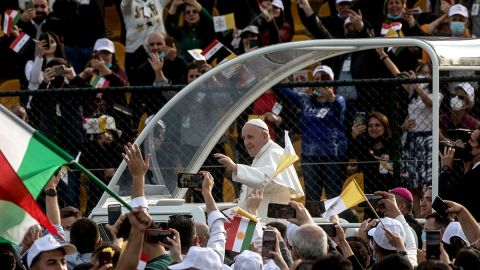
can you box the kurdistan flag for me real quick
[0,105,73,244]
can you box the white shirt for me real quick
[121,0,168,53]
[408,89,433,132]
[394,214,418,267]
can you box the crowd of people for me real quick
[2,142,480,270]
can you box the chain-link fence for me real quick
[1,71,479,217]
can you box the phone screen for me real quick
[318,224,337,237]
[432,196,449,219]
[25,1,33,9]
[267,203,296,219]
[145,229,174,244]
[262,230,276,258]
[355,112,366,124]
[107,204,121,226]
[177,173,204,188]
[426,230,441,260]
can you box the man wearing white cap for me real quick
[215,119,304,220]
[27,235,76,270]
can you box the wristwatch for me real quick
[45,188,57,197]
[441,165,451,173]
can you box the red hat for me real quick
[390,187,413,202]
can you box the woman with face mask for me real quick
[440,83,480,143]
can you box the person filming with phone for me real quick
[214,118,304,221]
[440,129,480,221]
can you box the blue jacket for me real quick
[275,87,347,158]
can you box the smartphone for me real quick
[426,230,441,260]
[39,33,50,50]
[144,229,175,244]
[52,65,66,77]
[358,194,384,209]
[432,196,449,219]
[262,230,277,258]
[249,39,259,48]
[354,112,366,124]
[98,249,113,267]
[177,173,204,188]
[267,203,296,219]
[25,0,33,9]
[158,51,166,60]
[318,223,337,237]
[305,201,326,217]
[107,204,121,226]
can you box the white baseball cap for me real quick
[272,0,284,11]
[454,82,475,103]
[232,250,263,270]
[312,65,335,80]
[442,221,470,245]
[449,4,469,18]
[94,38,115,53]
[27,235,76,267]
[369,217,406,251]
[168,246,222,270]
[336,0,354,4]
[246,119,269,131]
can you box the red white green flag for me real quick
[90,75,110,88]
[225,216,256,252]
[0,105,73,244]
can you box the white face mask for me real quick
[64,230,70,242]
[450,96,465,111]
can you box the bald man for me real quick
[215,119,304,220]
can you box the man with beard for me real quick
[17,0,51,41]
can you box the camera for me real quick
[440,129,474,160]
[177,173,204,188]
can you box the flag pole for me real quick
[71,162,132,210]
[351,179,385,228]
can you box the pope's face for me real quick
[242,124,267,157]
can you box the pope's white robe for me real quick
[233,140,304,221]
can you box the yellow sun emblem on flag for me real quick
[236,231,245,240]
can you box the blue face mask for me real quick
[12,243,23,255]
[387,13,402,20]
[106,62,113,68]
[450,21,465,36]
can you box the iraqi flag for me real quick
[0,105,72,244]
[201,39,236,67]
[380,22,403,37]
[9,32,32,54]
[225,216,256,253]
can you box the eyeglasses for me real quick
[60,209,79,218]
[452,94,466,100]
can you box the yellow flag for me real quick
[272,131,299,179]
[323,179,365,219]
